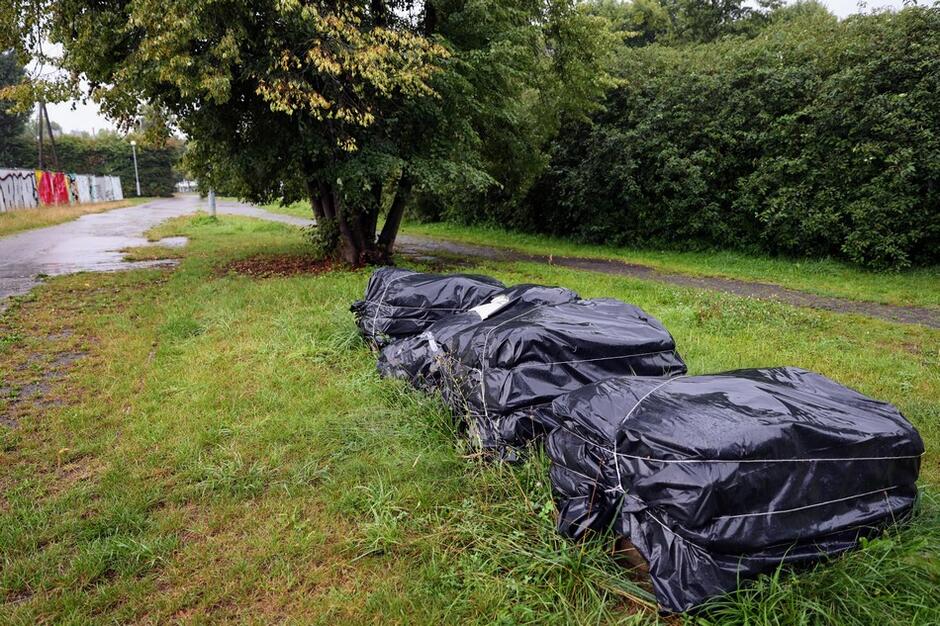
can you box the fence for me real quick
[0,168,124,212]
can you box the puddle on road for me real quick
[0,236,188,308]
[153,236,188,248]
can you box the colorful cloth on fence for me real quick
[36,170,55,205]
[51,171,69,204]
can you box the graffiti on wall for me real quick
[0,170,39,211]
[0,169,124,212]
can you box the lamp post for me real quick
[130,140,141,196]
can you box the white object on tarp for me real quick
[469,294,511,320]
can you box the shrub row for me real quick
[5,134,181,198]
[519,6,940,269]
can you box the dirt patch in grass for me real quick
[397,235,940,328]
[0,349,87,427]
[218,254,339,278]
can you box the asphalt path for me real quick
[0,195,313,305]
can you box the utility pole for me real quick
[37,102,43,169]
[42,102,59,170]
[130,140,141,196]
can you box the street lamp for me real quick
[130,140,141,196]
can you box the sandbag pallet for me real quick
[352,268,924,613]
[371,279,686,458]
[545,367,924,612]
[351,267,505,349]
[433,297,686,458]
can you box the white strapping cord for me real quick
[368,303,470,312]
[619,491,901,560]
[535,349,681,367]
[560,425,925,465]
[478,304,557,420]
[616,376,684,428]
[714,486,901,520]
[612,376,684,492]
[550,459,901,559]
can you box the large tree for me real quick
[1,1,615,264]
[0,49,29,164]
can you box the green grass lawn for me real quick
[259,200,940,309]
[2,216,937,624]
[401,222,940,310]
[261,199,312,220]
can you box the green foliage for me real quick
[584,0,672,45]
[582,0,780,46]
[0,49,29,163]
[7,133,181,197]
[301,221,340,260]
[660,0,782,43]
[522,6,940,269]
[2,0,617,263]
[415,0,621,225]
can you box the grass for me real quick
[401,221,940,310]
[1,215,937,623]
[259,200,940,309]
[261,199,313,220]
[0,197,155,238]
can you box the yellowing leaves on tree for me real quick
[3,0,616,265]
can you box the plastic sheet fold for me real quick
[545,367,924,612]
[378,284,580,389]
[351,267,504,348]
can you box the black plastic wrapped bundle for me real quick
[438,298,686,457]
[350,267,505,348]
[546,367,924,613]
[377,284,580,390]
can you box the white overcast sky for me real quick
[43,0,911,133]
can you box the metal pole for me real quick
[37,102,44,170]
[42,102,59,171]
[208,189,216,217]
[130,141,141,196]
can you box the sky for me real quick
[40,0,911,134]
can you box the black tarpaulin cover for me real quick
[546,367,924,612]
[377,284,580,390]
[350,267,505,348]
[438,298,687,456]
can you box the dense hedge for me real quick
[5,134,181,198]
[521,6,940,269]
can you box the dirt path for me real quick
[396,235,940,329]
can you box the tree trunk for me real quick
[306,180,325,222]
[309,180,401,267]
[332,190,363,265]
[377,176,412,259]
[423,1,438,35]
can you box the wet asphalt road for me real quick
[0,195,313,305]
